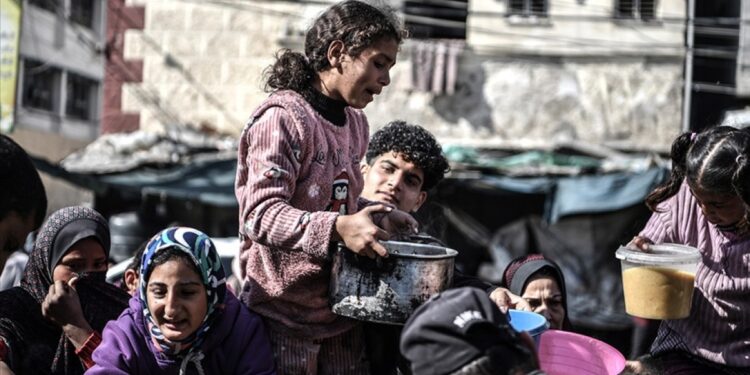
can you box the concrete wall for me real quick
[120,0,329,134]
[12,1,106,211]
[119,0,685,150]
[16,1,107,141]
[470,0,685,57]
[368,52,683,149]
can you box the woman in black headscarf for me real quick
[501,254,573,331]
[0,206,129,375]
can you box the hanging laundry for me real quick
[408,39,465,95]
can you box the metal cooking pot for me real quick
[329,240,457,324]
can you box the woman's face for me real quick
[324,37,398,109]
[146,259,207,341]
[52,238,108,283]
[690,186,746,227]
[522,275,566,330]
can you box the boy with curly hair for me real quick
[360,121,531,373]
[360,120,449,215]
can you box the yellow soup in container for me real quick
[616,244,700,320]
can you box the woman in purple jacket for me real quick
[89,227,275,374]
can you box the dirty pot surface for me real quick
[329,241,457,324]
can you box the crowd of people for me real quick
[1,1,749,374]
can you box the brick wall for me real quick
[102,0,145,134]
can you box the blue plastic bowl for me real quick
[508,309,550,347]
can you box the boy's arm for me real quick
[237,108,338,259]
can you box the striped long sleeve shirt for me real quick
[640,182,750,368]
[235,90,369,340]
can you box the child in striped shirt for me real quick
[628,126,750,374]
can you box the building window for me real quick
[615,0,657,21]
[508,0,549,18]
[29,0,97,30]
[404,0,468,39]
[28,0,58,13]
[70,0,95,29]
[66,73,97,121]
[22,60,60,113]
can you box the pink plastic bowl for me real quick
[538,330,626,375]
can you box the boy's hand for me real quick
[378,208,419,238]
[334,205,392,259]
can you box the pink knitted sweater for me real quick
[235,90,369,339]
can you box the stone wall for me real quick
[367,53,683,149]
[120,0,684,150]
[121,0,315,134]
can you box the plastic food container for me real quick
[508,309,549,347]
[616,243,701,319]
[538,330,625,375]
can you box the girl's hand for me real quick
[335,204,392,259]
[42,278,94,348]
[42,278,87,328]
[489,287,532,313]
[378,208,419,237]
[628,236,654,252]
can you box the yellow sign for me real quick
[0,0,22,133]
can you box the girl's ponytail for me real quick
[263,49,316,93]
[645,131,693,211]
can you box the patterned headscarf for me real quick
[0,206,128,375]
[138,227,227,357]
[21,206,111,303]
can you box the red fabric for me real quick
[0,338,7,362]
[75,331,102,369]
[501,253,546,288]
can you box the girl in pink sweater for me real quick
[234,1,413,373]
[628,126,750,374]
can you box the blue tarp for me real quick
[477,167,667,222]
[34,155,666,218]
[32,157,239,207]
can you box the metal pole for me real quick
[681,0,695,132]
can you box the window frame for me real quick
[507,0,550,18]
[22,59,62,114]
[614,0,659,22]
[28,0,101,32]
[18,57,101,136]
[403,0,469,40]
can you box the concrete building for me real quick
[10,0,107,211]
[112,0,686,151]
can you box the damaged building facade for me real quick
[113,0,685,150]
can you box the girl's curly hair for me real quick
[264,1,406,93]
